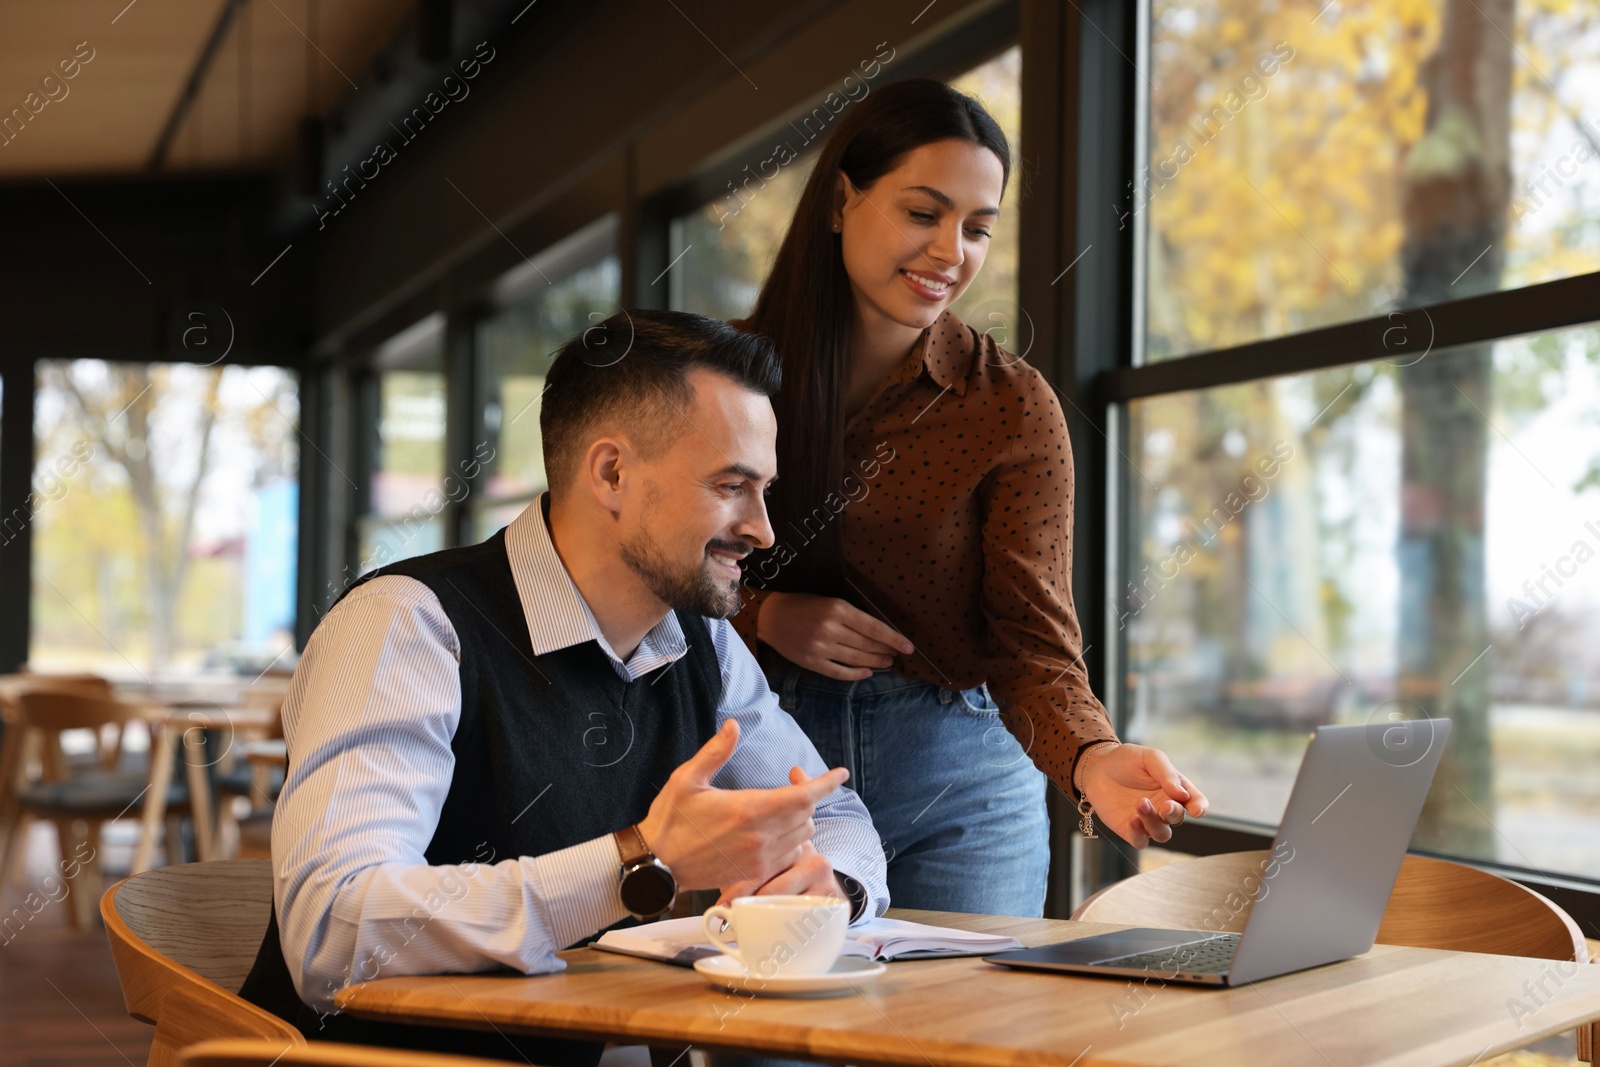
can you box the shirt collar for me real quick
[733,308,981,396]
[503,494,689,672]
[917,308,976,397]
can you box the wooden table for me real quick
[130,704,279,873]
[335,909,1600,1067]
[240,738,288,769]
[0,674,285,875]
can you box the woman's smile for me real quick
[900,268,956,301]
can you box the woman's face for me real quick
[834,138,1005,334]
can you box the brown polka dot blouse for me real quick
[728,307,1118,800]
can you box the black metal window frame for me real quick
[1076,0,1600,932]
[463,214,623,544]
[336,314,459,591]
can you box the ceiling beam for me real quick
[147,0,249,172]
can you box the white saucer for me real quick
[693,953,886,995]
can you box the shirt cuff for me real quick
[994,689,1119,802]
[523,833,631,952]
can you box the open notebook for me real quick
[593,915,1023,965]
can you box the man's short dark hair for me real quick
[540,309,782,494]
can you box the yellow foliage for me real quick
[1145,0,1597,362]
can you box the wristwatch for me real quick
[837,871,869,921]
[615,824,677,920]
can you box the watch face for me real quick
[621,861,676,917]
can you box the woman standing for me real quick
[728,78,1207,917]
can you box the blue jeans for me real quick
[702,667,1051,1067]
[769,662,1051,918]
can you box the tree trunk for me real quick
[60,364,222,672]
[1397,0,1513,856]
[117,367,175,670]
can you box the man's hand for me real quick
[636,720,849,891]
[1080,743,1209,848]
[714,767,849,905]
[714,841,844,905]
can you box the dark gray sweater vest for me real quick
[239,524,722,1064]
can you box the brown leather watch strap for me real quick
[614,823,653,866]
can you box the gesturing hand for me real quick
[636,719,850,891]
[715,841,844,906]
[757,591,915,681]
[1080,743,1209,848]
[715,768,849,905]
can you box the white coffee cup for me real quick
[702,895,849,977]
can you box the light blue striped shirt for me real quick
[272,496,889,1011]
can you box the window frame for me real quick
[342,314,452,583]
[1086,0,1600,927]
[16,358,307,675]
[465,216,622,543]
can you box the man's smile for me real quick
[707,544,748,578]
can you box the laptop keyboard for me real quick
[1097,933,1241,975]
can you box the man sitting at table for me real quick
[240,310,889,1065]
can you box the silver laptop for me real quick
[986,718,1452,986]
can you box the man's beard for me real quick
[619,522,744,619]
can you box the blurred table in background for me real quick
[0,672,288,879]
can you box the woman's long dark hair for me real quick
[745,77,1011,599]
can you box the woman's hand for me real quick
[757,591,915,681]
[1080,743,1209,848]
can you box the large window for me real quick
[1125,323,1600,878]
[946,46,1021,325]
[670,153,815,322]
[669,46,1023,325]
[472,218,621,541]
[1142,1,1600,362]
[1116,0,1600,894]
[354,315,448,572]
[31,361,299,677]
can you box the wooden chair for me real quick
[105,859,661,1067]
[1,689,188,926]
[102,858,307,1067]
[10,672,118,755]
[0,673,118,830]
[180,1039,659,1067]
[179,1038,510,1066]
[1074,850,1596,1061]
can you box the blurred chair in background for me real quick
[1,687,191,927]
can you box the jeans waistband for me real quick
[758,646,975,708]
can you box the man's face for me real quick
[617,368,777,618]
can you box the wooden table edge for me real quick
[332,912,1600,1067]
